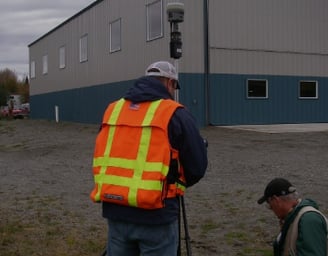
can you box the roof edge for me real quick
[28,0,104,47]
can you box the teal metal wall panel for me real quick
[30,80,133,124]
[209,74,328,125]
[179,73,206,127]
[30,75,207,127]
[31,73,328,126]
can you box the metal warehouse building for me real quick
[28,0,328,127]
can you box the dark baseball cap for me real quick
[257,178,296,204]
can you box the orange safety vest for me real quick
[90,98,186,209]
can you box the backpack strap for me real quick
[284,206,328,256]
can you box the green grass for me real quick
[237,248,273,256]
[201,219,220,234]
[0,194,106,256]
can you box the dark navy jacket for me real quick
[102,76,208,224]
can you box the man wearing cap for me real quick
[91,61,207,255]
[258,178,327,256]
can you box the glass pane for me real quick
[80,35,88,62]
[30,61,35,78]
[247,80,267,98]
[300,81,317,98]
[147,1,162,40]
[59,46,65,69]
[42,55,48,74]
[110,19,121,52]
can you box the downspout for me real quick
[203,0,210,125]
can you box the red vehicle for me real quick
[0,105,29,119]
[0,106,9,117]
[12,108,26,119]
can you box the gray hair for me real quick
[280,191,300,201]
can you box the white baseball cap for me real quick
[145,61,180,89]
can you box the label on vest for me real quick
[104,194,124,201]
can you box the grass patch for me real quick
[201,219,220,234]
[225,231,249,244]
[237,247,273,256]
[0,194,106,256]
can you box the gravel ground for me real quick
[1,119,328,256]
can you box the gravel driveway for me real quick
[1,119,327,256]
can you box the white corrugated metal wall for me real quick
[209,0,328,76]
[28,0,328,125]
[30,0,205,96]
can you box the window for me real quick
[299,81,318,99]
[146,0,163,41]
[110,19,121,53]
[30,61,35,78]
[42,55,48,75]
[79,34,88,62]
[247,79,268,98]
[59,46,66,69]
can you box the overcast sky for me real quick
[0,0,95,80]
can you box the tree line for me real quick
[0,68,29,106]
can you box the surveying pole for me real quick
[167,2,184,102]
[167,3,192,256]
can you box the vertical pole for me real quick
[167,3,185,255]
[203,0,210,125]
[181,196,192,256]
[55,105,59,123]
[174,59,179,102]
[177,196,181,256]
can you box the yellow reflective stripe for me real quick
[128,100,162,206]
[142,100,161,125]
[94,175,162,190]
[94,99,125,201]
[93,157,166,171]
[128,127,150,206]
[176,183,186,191]
[107,98,125,124]
[105,99,125,155]
[94,99,171,207]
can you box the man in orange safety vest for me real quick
[91,61,207,256]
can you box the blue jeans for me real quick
[106,219,179,256]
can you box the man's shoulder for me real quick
[298,206,327,228]
[170,107,197,128]
[161,99,184,108]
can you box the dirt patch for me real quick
[1,119,328,256]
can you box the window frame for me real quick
[79,34,88,63]
[42,55,48,75]
[299,80,318,99]
[246,79,268,99]
[59,46,66,69]
[146,0,163,41]
[109,18,122,53]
